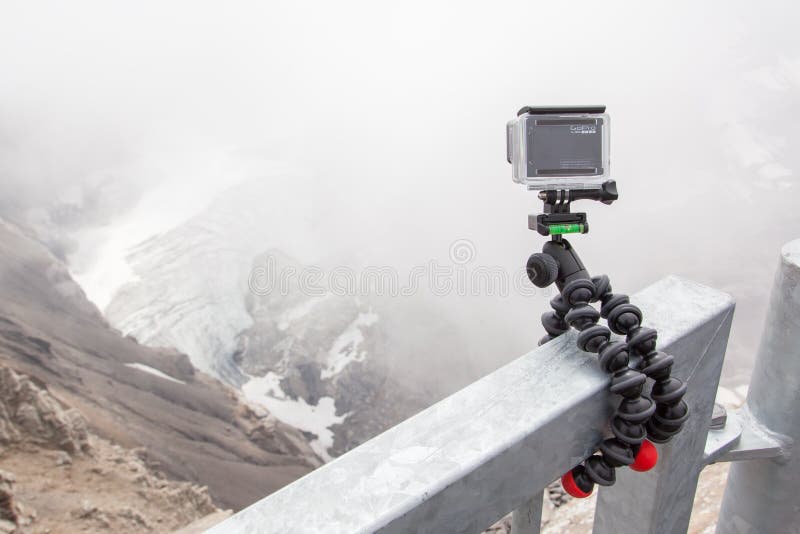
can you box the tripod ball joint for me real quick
[562,279,595,307]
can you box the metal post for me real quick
[593,277,735,534]
[511,491,543,534]
[717,239,800,534]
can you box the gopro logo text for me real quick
[570,124,597,134]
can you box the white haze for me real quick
[1,0,799,385]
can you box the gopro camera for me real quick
[507,106,610,190]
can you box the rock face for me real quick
[0,362,227,533]
[0,365,233,533]
[0,219,320,511]
[0,366,89,454]
[0,469,33,530]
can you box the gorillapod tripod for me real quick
[525,181,689,498]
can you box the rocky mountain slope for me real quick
[104,179,470,460]
[0,219,320,511]
[0,364,225,533]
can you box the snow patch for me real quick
[124,363,186,385]
[245,372,286,399]
[242,373,347,461]
[321,311,379,379]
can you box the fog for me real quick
[1,0,799,385]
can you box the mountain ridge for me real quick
[0,219,321,510]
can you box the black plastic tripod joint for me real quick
[537,180,618,206]
[527,239,589,291]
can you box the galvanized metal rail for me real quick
[211,243,800,533]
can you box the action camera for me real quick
[507,106,610,190]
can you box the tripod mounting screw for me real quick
[526,253,558,288]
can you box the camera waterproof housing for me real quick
[507,106,610,190]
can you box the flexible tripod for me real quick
[526,181,689,497]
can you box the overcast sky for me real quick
[1,0,798,382]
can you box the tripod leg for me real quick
[539,293,569,346]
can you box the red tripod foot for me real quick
[630,439,658,472]
[561,469,593,498]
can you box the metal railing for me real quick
[211,240,800,534]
